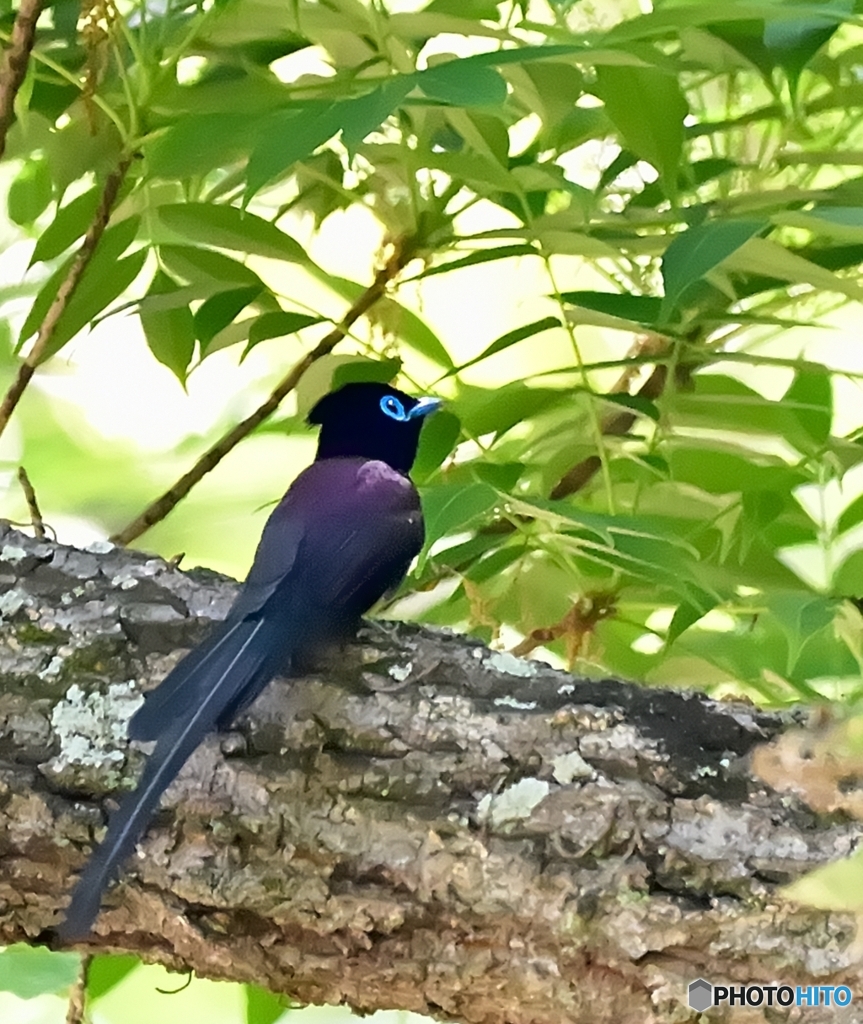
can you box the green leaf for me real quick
[667,596,719,645]
[296,354,401,415]
[146,112,258,179]
[194,286,262,349]
[783,367,832,447]
[600,392,660,421]
[785,847,863,912]
[593,65,688,194]
[418,244,538,280]
[86,954,140,1002]
[838,492,863,536]
[661,219,766,318]
[412,409,461,482]
[246,79,414,200]
[0,944,81,999]
[8,156,53,225]
[668,374,802,439]
[763,0,853,91]
[159,245,263,287]
[20,215,144,356]
[725,236,863,301]
[29,186,100,266]
[48,248,147,359]
[426,0,500,17]
[420,481,499,560]
[670,446,804,495]
[244,983,290,1024]
[560,291,661,326]
[158,204,308,263]
[245,310,323,357]
[342,77,415,152]
[447,316,561,378]
[419,61,508,106]
[310,270,454,369]
[140,270,196,383]
[472,461,524,490]
[835,548,863,597]
[457,382,571,436]
[768,592,837,676]
[331,356,402,389]
[466,543,525,583]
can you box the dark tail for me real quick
[58,615,273,939]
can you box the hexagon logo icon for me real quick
[688,978,712,1012]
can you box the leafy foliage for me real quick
[5,0,863,1013]
[4,0,863,709]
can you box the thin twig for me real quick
[65,953,90,1024]
[0,153,133,440]
[110,236,418,547]
[17,465,44,537]
[0,0,43,160]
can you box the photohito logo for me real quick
[688,979,853,1011]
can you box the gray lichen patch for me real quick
[477,778,552,829]
[43,680,143,784]
[483,650,537,679]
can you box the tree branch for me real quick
[0,526,860,1023]
[110,236,418,547]
[0,0,43,160]
[0,154,133,440]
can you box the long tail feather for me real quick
[129,616,253,741]
[58,616,270,939]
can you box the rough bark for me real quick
[0,524,860,1023]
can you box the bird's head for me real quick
[308,381,442,474]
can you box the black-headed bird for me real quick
[58,381,441,938]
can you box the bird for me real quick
[58,380,441,939]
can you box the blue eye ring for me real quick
[380,394,407,421]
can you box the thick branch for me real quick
[0,0,43,159]
[110,237,418,547]
[0,526,860,1024]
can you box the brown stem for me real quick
[110,237,418,547]
[0,154,133,439]
[65,954,90,1024]
[17,465,44,538]
[549,362,669,501]
[0,0,43,160]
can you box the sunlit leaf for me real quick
[447,316,561,378]
[420,481,499,561]
[420,61,508,106]
[418,244,538,280]
[195,286,262,349]
[8,156,53,225]
[244,311,324,358]
[140,269,196,383]
[29,186,100,266]
[86,955,140,1002]
[244,983,290,1024]
[0,945,81,999]
[661,219,766,318]
[594,65,688,194]
[158,204,309,263]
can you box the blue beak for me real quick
[408,396,443,420]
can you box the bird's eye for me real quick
[380,395,407,421]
